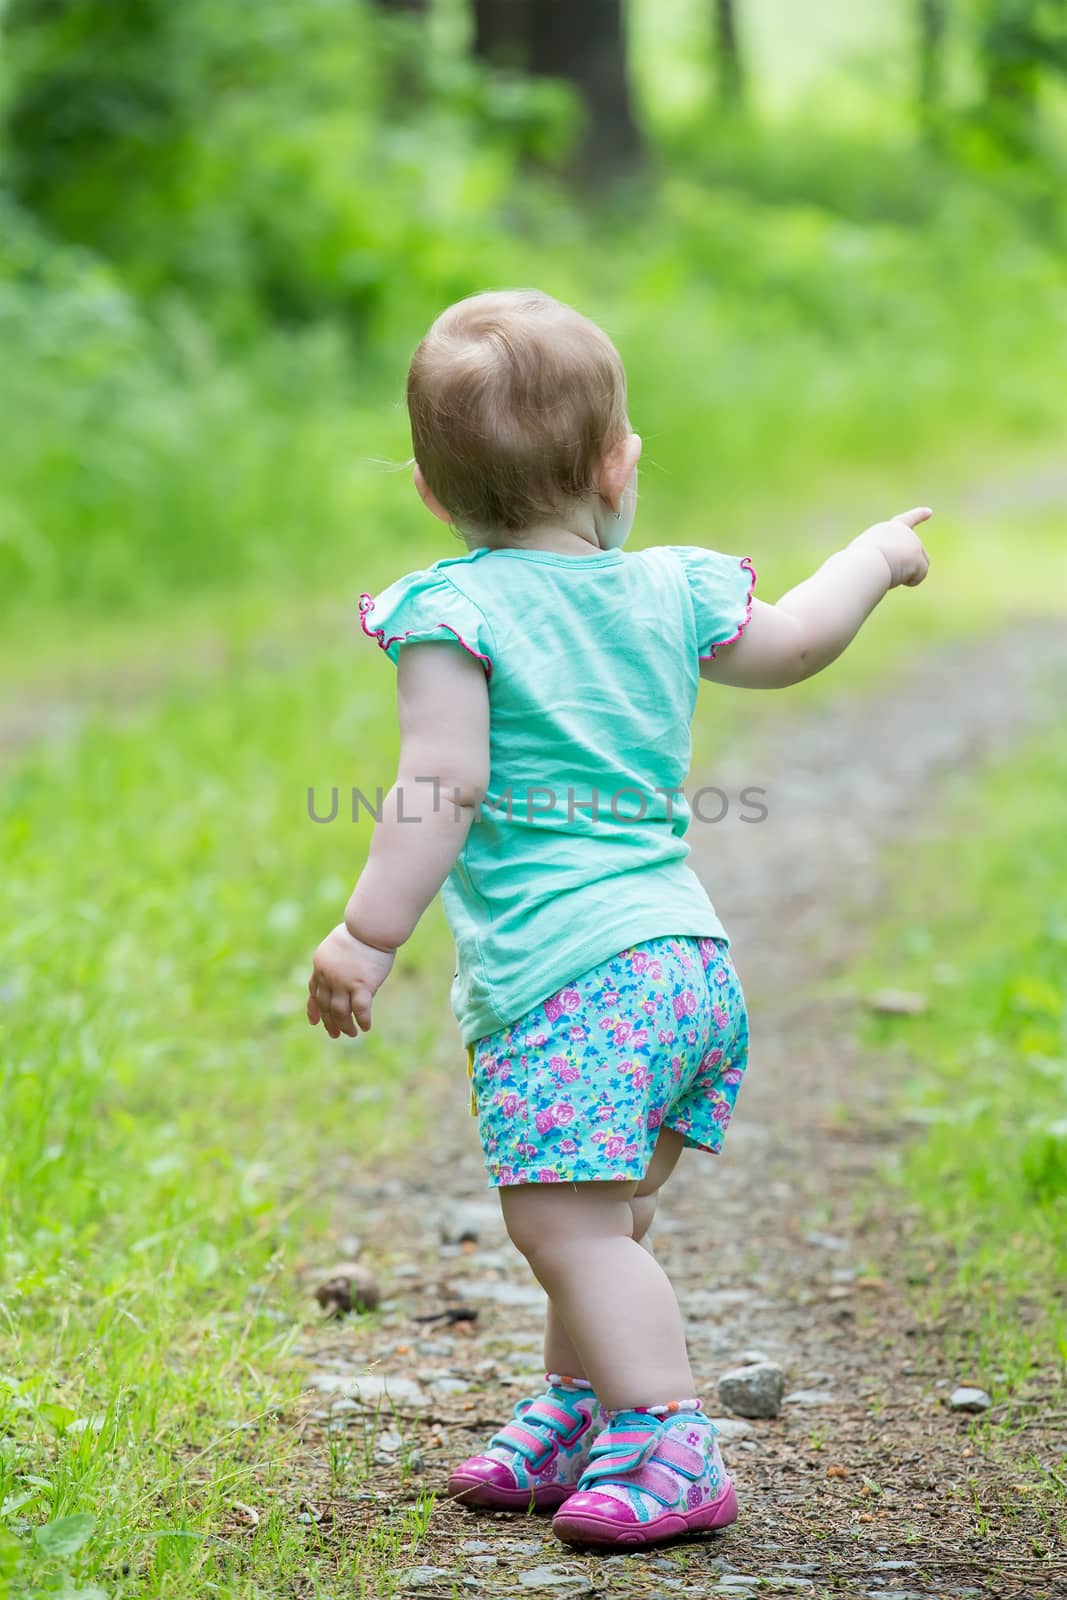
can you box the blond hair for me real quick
[407,289,629,535]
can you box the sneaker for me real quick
[446,1375,606,1512]
[551,1405,738,1548]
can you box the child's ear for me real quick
[413,462,453,525]
[598,432,643,511]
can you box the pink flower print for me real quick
[517,1140,539,1158]
[723,1067,744,1086]
[701,1048,724,1071]
[647,961,662,981]
[647,1105,664,1129]
[631,1026,649,1048]
[548,1054,569,1076]
[544,996,564,1023]
[603,1135,626,1161]
[713,1002,731,1029]
[560,988,581,1013]
[622,1142,638,1160]
[501,1093,520,1117]
[529,1031,548,1048]
[601,988,620,1007]
[687,1483,703,1509]
[632,1065,652,1091]
[535,1108,556,1135]
[498,1164,514,1183]
[595,1105,614,1121]
[558,1063,580,1083]
[643,998,657,1015]
[613,1020,632,1046]
[712,1099,731,1125]
[715,966,729,984]
[673,990,697,1021]
[515,1168,530,1183]
[686,1429,701,1445]
[537,1168,561,1182]
[631,950,649,974]
[558,1137,578,1155]
[551,1102,575,1126]
[517,1098,528,1118]
[567,1025,587,1042]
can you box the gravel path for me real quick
[296,621,1067,1600]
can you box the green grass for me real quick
[858,725,1067,1395]
[0,647,462,1598]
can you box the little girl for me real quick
[307,289,930,1550]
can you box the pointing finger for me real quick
[894,507,933,529]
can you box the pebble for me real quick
[429,1376,470,1395]
[518,1565,593,1594]
[737,1349,772,1366]
[460,1540,494,1554]
[306,1373,430,1407]
[949,1386,991,1413]
[708,1415,754,1440]
[400,1568,452,1589]
[460,1278,545,1307]
[783,1389,835,1406]
[439,1201,504,1244]
[718,1361,786,1419]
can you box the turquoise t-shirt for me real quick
[359,543,756,1046]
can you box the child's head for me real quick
[407,289,641,548]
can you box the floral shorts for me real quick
[467,935,749,1188]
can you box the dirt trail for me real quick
[295,620,1067,1600]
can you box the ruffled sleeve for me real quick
[359,568,495,678]
[666,546,757,661]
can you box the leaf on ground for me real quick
[34,1512,96,1557]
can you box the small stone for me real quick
[866,988,928,1016]
[460,1278,544,1307]
[306,1373,429,1408]
[737,1349,772,1366]
[460,1541,494,1554]
[429,1376,470,1395]
[518,1565,593,1593]
[400,1568,453,1589]
[313,1263,381,1317]
[708,1415,754,1440]
[783,1389,835,1407]
[718,1362,786,1419]
[949,1386,991,1413]
[439,1201,504,1245]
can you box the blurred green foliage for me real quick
[2,0,1067,623]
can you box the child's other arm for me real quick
[701,508,931,689]
[307,643,490,1038]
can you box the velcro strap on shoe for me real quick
[489,1420,555,1466]
[581,1424,659,1481]
[653,1437,705,1478]
[626,1461,684,1505]
[523,1398,587,1445]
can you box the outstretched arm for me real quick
[701,508,932,690]
[307,642,490,1038]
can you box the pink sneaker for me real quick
[551,1405,738,1549]
[447,1375,606,1512]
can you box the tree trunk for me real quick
[472,0,532,69]
[916,0,947,132]
[713,0,745,107]
[527,0,642,177]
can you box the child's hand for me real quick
[307,923,395,1038]
[850,507,932,589]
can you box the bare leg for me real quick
[510,1129,689,1410]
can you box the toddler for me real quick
[307,289,930,1550]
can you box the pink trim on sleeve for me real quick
[697,557,757,662]
[359,593,493,680]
